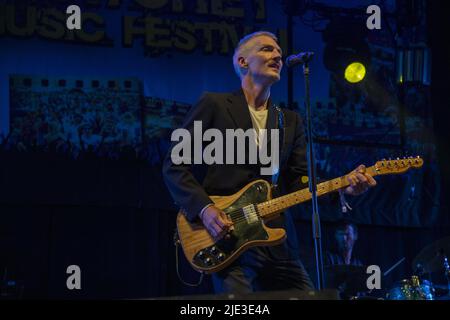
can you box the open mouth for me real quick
[268,63,280,71]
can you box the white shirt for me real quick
[248,104,268,146]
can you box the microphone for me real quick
[285,52,314,67]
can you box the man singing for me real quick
[163,31,376,294]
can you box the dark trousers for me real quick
[212,246,315,294]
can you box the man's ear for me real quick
[238,56,248,68]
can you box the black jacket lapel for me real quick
[226,88,278,132]
[266,99,277,141]
[225,89,253,130]
[265,100,283,173]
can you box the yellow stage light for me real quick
[344,62,366,83]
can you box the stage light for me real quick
[344,62,366,83]
[322,18,371,84]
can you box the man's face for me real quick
[240,35,283,84]
[335,225,357,252]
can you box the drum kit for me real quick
[324,236,450,300]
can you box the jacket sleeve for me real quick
[162,93,215,222]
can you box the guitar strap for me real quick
[271,105,285,191]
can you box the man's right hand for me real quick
[200,206,233,240]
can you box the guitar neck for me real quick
[257,166,379,219]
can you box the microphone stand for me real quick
[302,60,325,291]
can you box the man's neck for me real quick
[241,79,271,111]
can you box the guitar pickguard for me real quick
[192,181,270,270]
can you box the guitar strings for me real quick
[224,196,301,225]
[222,186,338,225]
[221,189,314,225]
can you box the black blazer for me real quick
[163,89,309,259]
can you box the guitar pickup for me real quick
[242,204,259,224]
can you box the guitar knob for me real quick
[217,253,225,261]
[204,257,212,265]
[198,250,205,258]
[210,246,218,254]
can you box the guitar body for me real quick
[176,179,286,274]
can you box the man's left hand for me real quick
[344,164,377,196]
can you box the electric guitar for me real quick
[176,157,424,274]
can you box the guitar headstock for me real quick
[374,156,423,175]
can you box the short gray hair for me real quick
[232,31,278,79]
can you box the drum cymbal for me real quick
[324,265,368,292]
[412,236,450,274]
